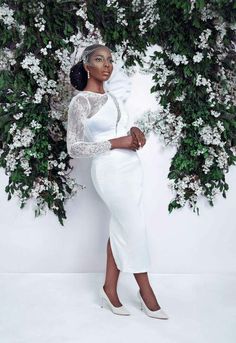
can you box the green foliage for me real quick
[0,0,235,224]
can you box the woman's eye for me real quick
[96,58,102,61]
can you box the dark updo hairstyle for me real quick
[69,43,110,91]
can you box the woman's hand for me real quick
[130,127,146,148]
[109,134,142,151]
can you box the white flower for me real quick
[40,48,48,56]
[196,29,212,49]
[211,110,221,117]
[193,52,204,63]
[169,53,189,66]
[30,120,42,129]
[175,92,186,102]
[12,127,35,148]
[199,124,225,147]
[59,151,67,160]
[9,123,17,134]
[192,118,204,127]
[0,4,15,27]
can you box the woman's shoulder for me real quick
[71,90,107,104]
[68,92,91,116]
[69,90,109,117]
[70,91,92,106]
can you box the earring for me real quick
[87,70,90,79]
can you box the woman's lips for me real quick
[102,72,110,75]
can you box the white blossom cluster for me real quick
[214,18,227,48]
[21,53,58,103]
[29,176,82,210]
[20,158,32,176]
[119,43,146,77]
[202,150,215,174]
[167,53,189,66]
[137,0,160,35]
[210,110,221,118]
[200,3,218,22]
[189,0,196,14]
[193,51,204,63]
[13,112,23,120]
[53,49,71,75]
[106,0,118,7]
[30,120,42,130]
[192,118,204,127]
[147,55,175,88]
[195,28,212,49]
[5,151,18,172]
[0,48,16,70]
[216,148,229,171]
[175,92,186,102]
[168,175,204,208]
[63,29,83,47]
[9,125,35,149]
[0,3,15,27]
[116,7,128,26]
[40,41,52,56]
[62,24,104,75]
[135,103,187,148]
[199,123,225,148]
[106,1,128,26]
[196,73,234,109]
[33,2,46,32]
[30,177,50,199]
[195,73,217,107]
[76,3,87,21]
[200,145,229,174]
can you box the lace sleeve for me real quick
[66,95,112,158]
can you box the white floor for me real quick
[0,273,235,343]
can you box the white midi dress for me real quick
[66,90,151,273]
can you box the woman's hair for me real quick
[69,44,111,91]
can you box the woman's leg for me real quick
[133,272,161,311]
[103,237,123,307]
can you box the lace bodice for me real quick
[67,90,132,158]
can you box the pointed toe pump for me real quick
[137,290,169,319]
[99,286,131,316]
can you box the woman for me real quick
[67,43,168,319]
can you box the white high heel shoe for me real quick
[99,286,131,316]
[137,290,169,319]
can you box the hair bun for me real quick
[69,60,87,91]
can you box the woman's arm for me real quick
[66,95,112,158]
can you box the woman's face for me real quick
[85,47,114,81]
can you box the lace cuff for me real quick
[69,140,112,158]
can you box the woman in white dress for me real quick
[67,44,168,319]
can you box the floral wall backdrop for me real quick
[0,0,235,226]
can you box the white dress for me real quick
[66,90,151,273]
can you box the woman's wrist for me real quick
[108,139,114,149]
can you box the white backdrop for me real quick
[0,66,236,274]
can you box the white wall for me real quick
[0,70,236,274]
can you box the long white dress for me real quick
[66,90,151,273]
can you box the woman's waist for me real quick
[88,128,129,141]
[92,147,140,162]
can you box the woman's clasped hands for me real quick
[129,127,146,151]
[108,127,146,151]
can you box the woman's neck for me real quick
[84,80,105,94]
